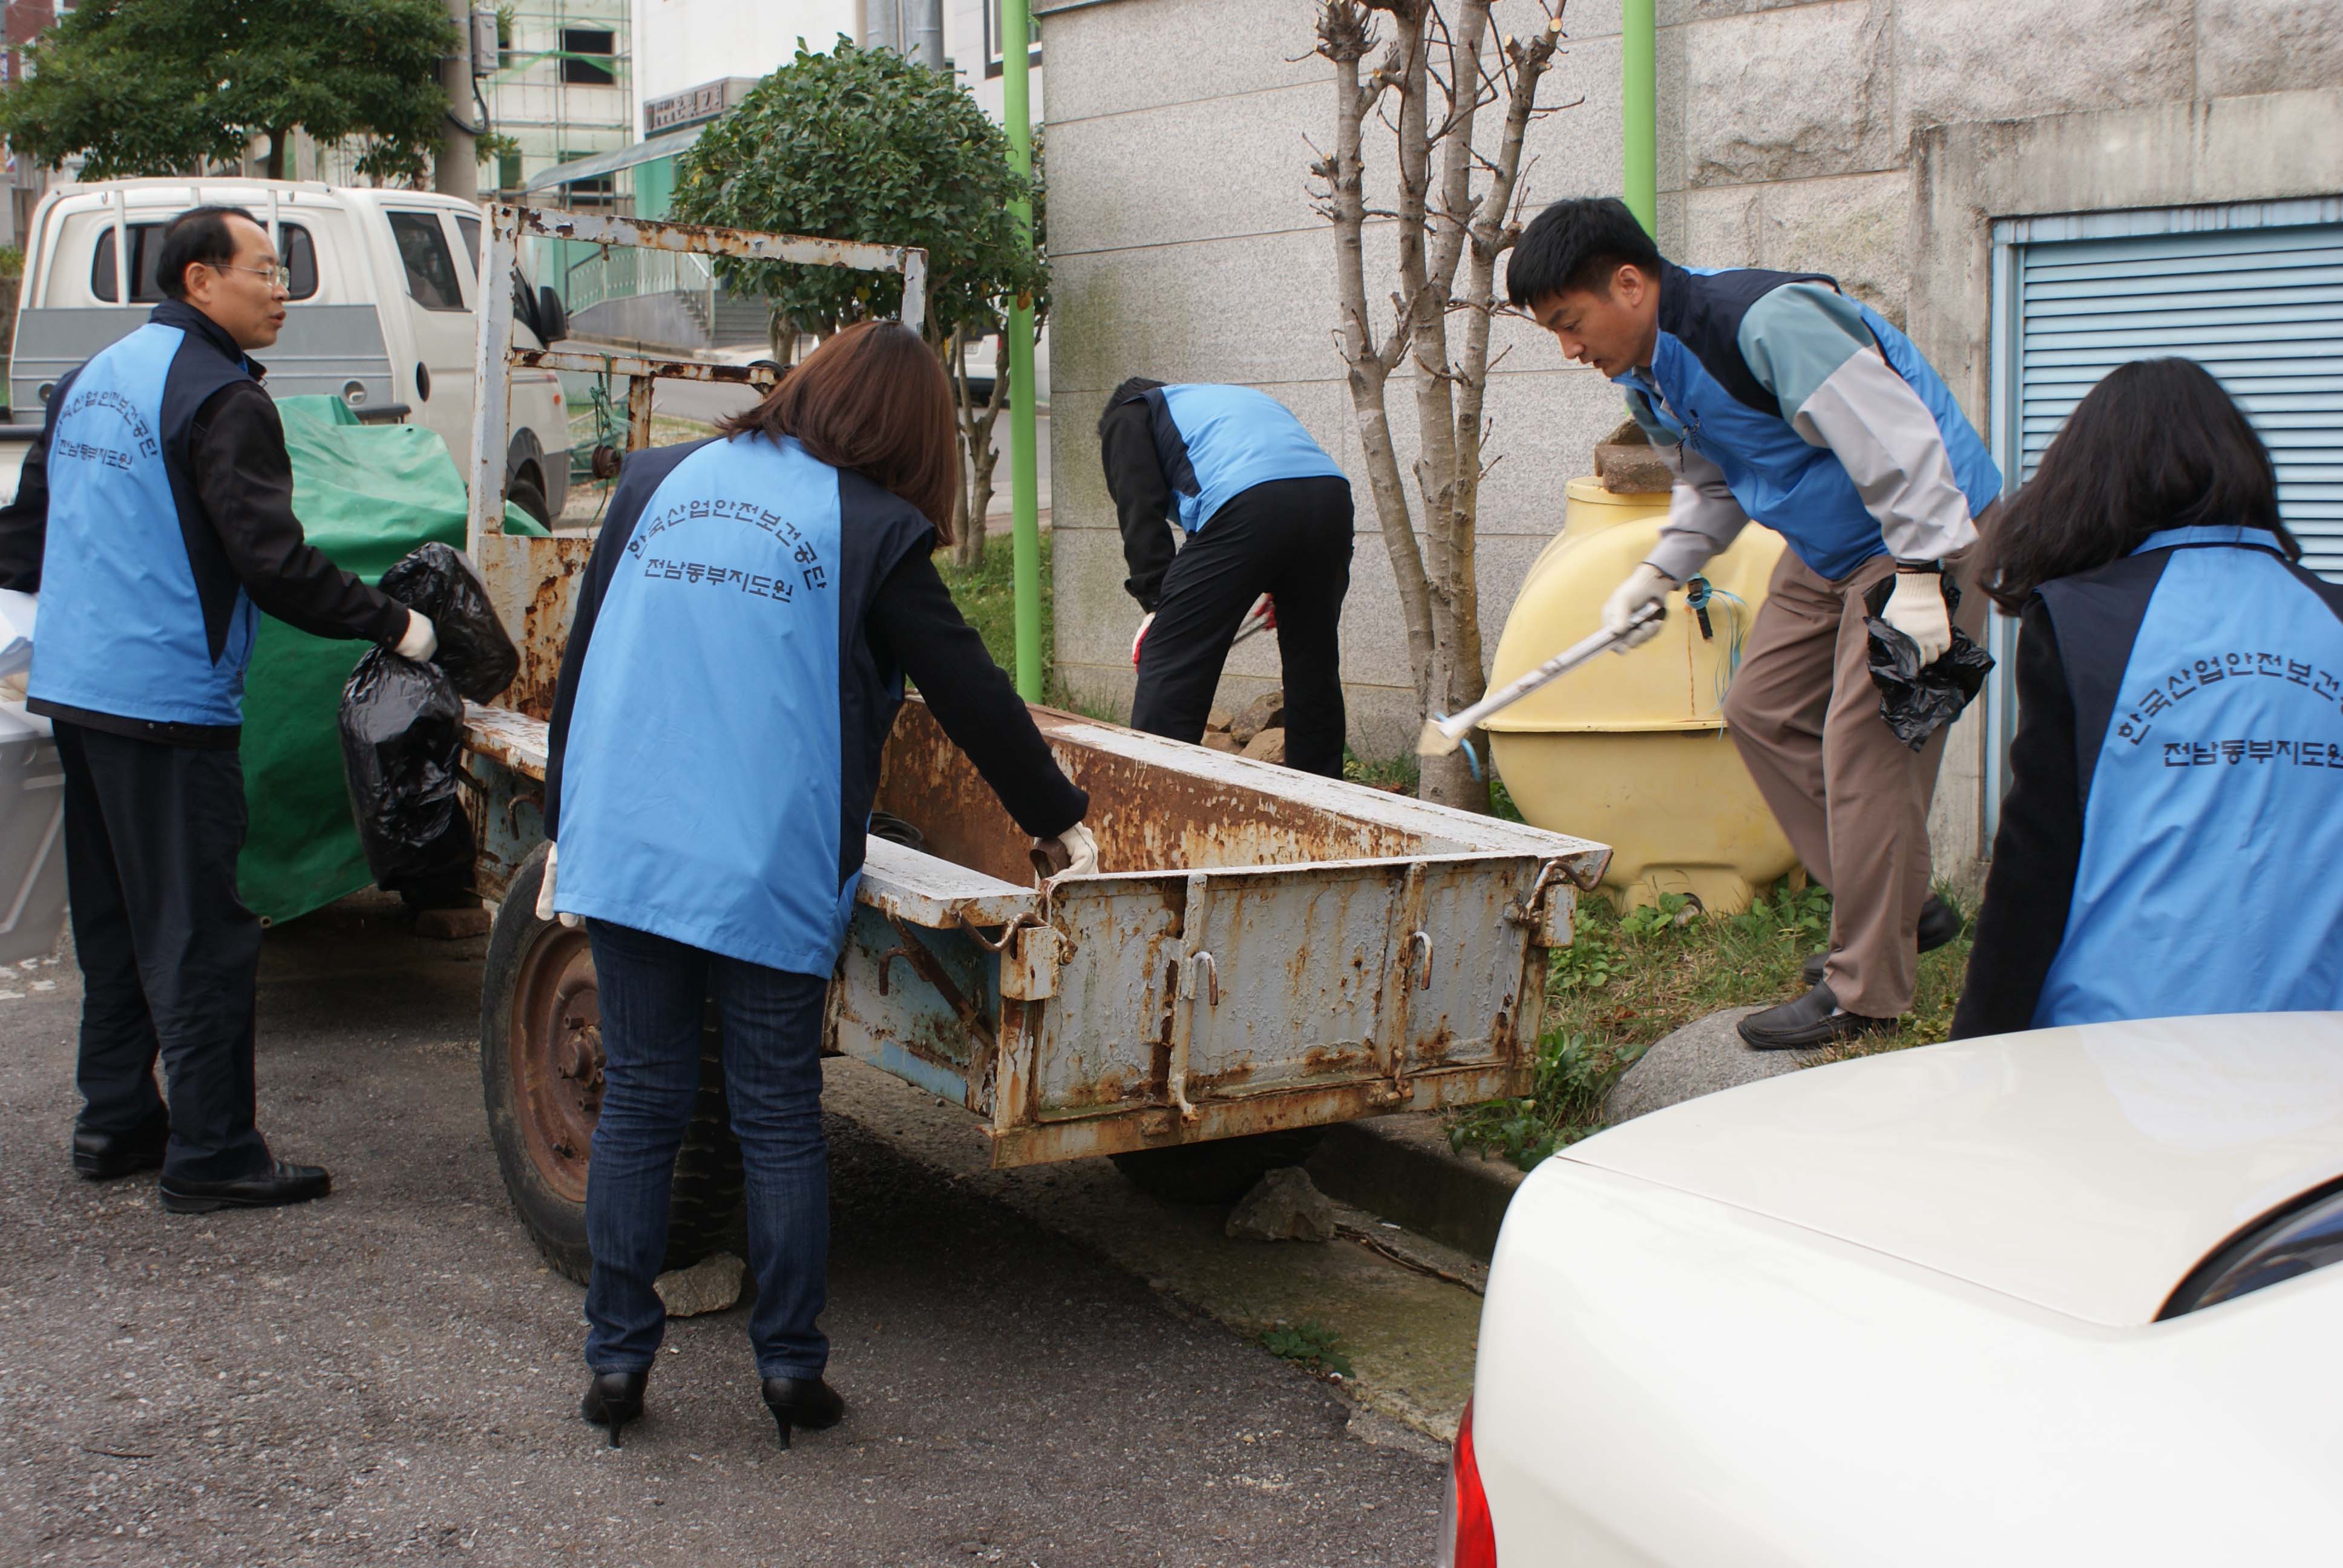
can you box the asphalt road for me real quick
[0,895,1441,1567]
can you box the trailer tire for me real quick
[481,846,745,1284]
[1109,1129,1329,1206]
[506,471,551,528]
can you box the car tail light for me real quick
[1434,1399,1498,1567]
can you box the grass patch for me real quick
[1341,748,1419,794]
[939,531,1054,677]
[1260,1319,1352,1379]
[936,532,1112,714]
[1449,877,1974,1170]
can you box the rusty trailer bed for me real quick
[463,697,1608,1170]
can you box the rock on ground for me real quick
[1230,689,1285,747]
[1602,1006,1832,1125]
[1226,1166,1336,1243]
[655,1250,746,1316]
[1241,727,1286,765]
[1202,730,1240,753]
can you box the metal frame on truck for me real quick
[456,204,1608,1280]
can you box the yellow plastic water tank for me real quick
[1486,477,1797,913]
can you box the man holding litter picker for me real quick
[1506,197,2002,1050]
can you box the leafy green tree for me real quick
[0,0,456,182]
[673,38,1047,564]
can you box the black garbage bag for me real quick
[378,541,519,704]
[1863,572,1996,752]
[338,647,473,890]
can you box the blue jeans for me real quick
[583,919,831,1380]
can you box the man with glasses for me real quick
[0,205,439,1212]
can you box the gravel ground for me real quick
[0,894,1441,1566]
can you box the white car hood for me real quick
[1562,1013,2343,1325]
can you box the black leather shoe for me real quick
[1801,895,1962,986]
[582,1370,648,1449]
[1737,981,1898,1051]
[73,1111,169,1181]
[159,1160,331,1214]
[761,1376,844,1450]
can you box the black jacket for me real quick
[1096,394,1179,611]
[0,300,409,743]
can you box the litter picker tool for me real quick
[1416,602,1666,776]
[1229,593,1275,648]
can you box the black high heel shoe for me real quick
[760,1376,844,1450]
[581,1370,648,1448]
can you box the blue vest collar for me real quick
[149,299,262,382]
[2129,524,2290,557]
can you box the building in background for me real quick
[310,0,632,199]
[1034,0,2343,875]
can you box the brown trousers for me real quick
[1722,543,1987,1018]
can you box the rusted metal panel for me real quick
[857,837,1037,931]
[1402,854,1548,1074]
[506,206,925,287]
[511,348,783,386]
[987,1062,1530,1166]
[830,904,995,1109]
[464,687,1610,1172]
[471,533,594,722]
[1175,862,1403,1099]
[1027,874,1186,1121]
[459,742,543,903]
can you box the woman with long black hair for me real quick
[536,321,1098,1445]
[1955,357,2343,1036]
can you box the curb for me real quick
[1308,1112,1525,1262]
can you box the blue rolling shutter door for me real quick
[2015,223,2343,575]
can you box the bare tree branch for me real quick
[1314,0,1575,807]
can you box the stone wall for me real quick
[1038,0,2343,872]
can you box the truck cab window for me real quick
[95,221,318,303]
[388,211,465,312]
[456,215,483,283]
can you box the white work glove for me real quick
[395,609,439,663]
[1602,563,1674,652]
[1050,822,1099,878]
[534,841,582,929]
[1130,613,1155,668]
[1881,570,1952,666]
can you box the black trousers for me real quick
[56,720,269,1183]
[1130,475,1355,778]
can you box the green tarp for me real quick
[236,396,548,926]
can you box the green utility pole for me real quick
[1002,0,1043,701]
[1622,0,1656,235]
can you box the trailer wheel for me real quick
[506,471,551,528]
[481,846,744,1284]
[1109,1129,1329,1206]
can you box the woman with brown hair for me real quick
[1955,356,2343,1036]
[534,321,1097,1446]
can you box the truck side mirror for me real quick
[536,285,568,346]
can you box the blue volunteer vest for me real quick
[551,434,929,974]
[30,320,259,727]
[2034,527,2343,1027]
[1149,384,1344,535]
[1620,269,2001,581]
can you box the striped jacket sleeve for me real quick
[1737,283,1978,563]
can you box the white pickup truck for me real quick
[2,178,571,520]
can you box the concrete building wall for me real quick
[1037,0,2343,875]
[632,0,857,108]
